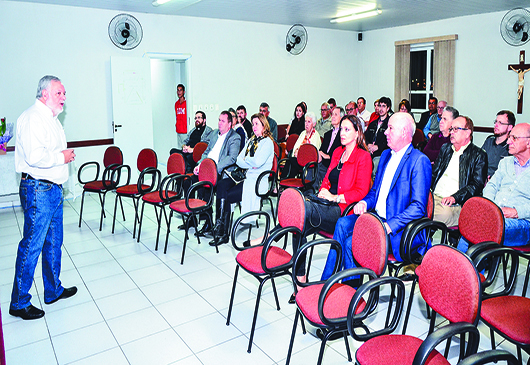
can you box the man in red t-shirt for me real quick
[175,84,187,136]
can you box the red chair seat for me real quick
[481,296,530,344]
[236,246,292,274]
[117,184,149,195]
[388,253,397,262]
[356,334,448,365]
[84,180,113,191]
[295,283,365,326]
[142,191,177,204]
[511,245,530,253]
[170,199,207,213]
[318,231,333,239]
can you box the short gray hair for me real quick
[443,106,459,119]
[305,111,317,126]
[36,75,61,99]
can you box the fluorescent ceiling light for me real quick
[152,0,173,6]
[331,9,382,23]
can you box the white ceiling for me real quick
[13,0,530,32]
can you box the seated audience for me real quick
[357,97,371,127]
[316,106,344,187]
[259,102,278,141]
[281,112,321,179]
[170,111,213,173]
[368,99,380,124]
[482,110,515,179]
[417,97,437,131]
[423,106,459,163]
[423,100,447,138]
[431,116,488,228]
[458,123,530,251]
[365,96,391,176]
[322,112,431,280]
[316,102,332,136]
[236,105,253,139]
[286,102,306,137]
[328,98,337,112]
[230,107,246,151]
[209,114,274,246]
[346,101,362,129]
[398,99,415,122]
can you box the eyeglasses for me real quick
[321,108,329,112]
[449,127,469,133]
[507,135,530,142]
[345,108,355,112]
[494,120,511,126]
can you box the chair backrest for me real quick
[285,134,299,152]
[103,146,123,167]
[297,143,318,167]
[412,128,425,147]
[167,153,185,175]
[427,190,434,220]
[137,148,157,172]
[271,155,278,173]
[277,124,288,141]
[277,188,305,231]
[418,244,481,325]
[459,197,505,245]
[351,213,388,276]
[198,158,218,186]
[273,141,280,160]
[193,142,208,163]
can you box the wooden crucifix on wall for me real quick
[509,50,530,114]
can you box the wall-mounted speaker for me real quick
[358,33,363,42]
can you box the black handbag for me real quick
[229,167,247,184]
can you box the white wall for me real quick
[0,0,358,171]
[357,9,530,147]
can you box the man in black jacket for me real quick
[431,116,488,227]
[315,106,344,188]
[365,96,392,177]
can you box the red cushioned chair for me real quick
[285,134,299,155]
[388,191,449,334]
[277,123,288,143]
[413,128,426,150]
[136,153,186,250]
[458,350,520,365]
[278,143,319,194]
[286,212,390,365]
[348,244,482,365]
[183,141,208,176]
[165,158,218,263]
[78,146,124,231]
[112,148,158,237]
[256,156,278,225]
[473,246,530,364]
[225,188,305,353]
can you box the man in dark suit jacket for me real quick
[321,112,432,280]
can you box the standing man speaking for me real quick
[10,75,77,320]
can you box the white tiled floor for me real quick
[0,194,528,364]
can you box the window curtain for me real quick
[433,39,456,105]
[394,44,410,105]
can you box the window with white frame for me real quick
[409,43,434,111]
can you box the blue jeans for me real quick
[321,214,359,281]
[457,218,530,252]
[10,179,65,310]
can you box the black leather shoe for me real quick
[288,293,296,304]
[209,234,229,246]
[177,224,186,230]
[195,222,213,237]
[9,305,45,320]
[45,286,78,305]
[316,329,344,341]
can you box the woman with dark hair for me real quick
[209,113,275,246]
[399,99,415,121]
[286,102,307,137]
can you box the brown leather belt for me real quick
[21,173,55,185]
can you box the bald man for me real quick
[458,123,530,251]
[321,112,432,280]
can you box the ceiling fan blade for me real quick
[120,38,128,46]
[125,22,130,30]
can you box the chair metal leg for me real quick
[112,194,119,234]
[270,278,281,311]
[285,310,300,365]
[180,216,190,264]
[99,191,108,231]
[163,212,173,254]
[119,195,126,221]
[522,260,530,297]
[226,266,239,325]
[153,206,163,250]
[401,276,418,334]
[78,190,86,228]
[247,277,268,353]
[137,201,146,243]
[132,197,139,239]
[343,332,352,362]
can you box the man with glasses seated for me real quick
[346,101,363,130]
[316,102,333,136]
[481,110,515,179]
[423,100,447,139]
[458,123,530,251]
[431,116,488,229]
